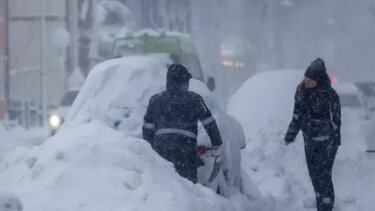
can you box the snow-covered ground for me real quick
[1,65,374,211]
[0,124,47,162]
[0,124,48,211]
[228,70,375,211]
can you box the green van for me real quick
[111,32,205,82]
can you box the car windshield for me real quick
[340,94,362,108]
[60,90,79,107]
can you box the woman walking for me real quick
[284,58,341,211]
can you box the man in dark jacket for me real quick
[284,58,341,211]
[143,64,223,183]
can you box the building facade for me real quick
[0,0,97,123]
[7,0,69,108]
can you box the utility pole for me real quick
[4,0,10,120]
[66,0,78,81]
[40,0,47,126]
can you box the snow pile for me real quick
[228,70,304,138]
[0,121,242,211]
[0,57,270,211]
[1,124,46,211]
[228,70,375,211]
[64,56,167,137]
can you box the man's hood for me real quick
[166,64,192,91]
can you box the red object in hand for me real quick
[196,145,208,156]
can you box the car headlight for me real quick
[49,115,62,128]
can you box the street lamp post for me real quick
[40,0,47,126]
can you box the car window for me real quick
[354,83,375,110]
[60,90,79,107]
[355,82,375,96]
[339,94,362,108]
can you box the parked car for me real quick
[189,79,248,196]
[48,89,80,136]
[333,83,367,120]
[355,81,375,120]
[354,81,375,153]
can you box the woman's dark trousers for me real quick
[305,140,338,211]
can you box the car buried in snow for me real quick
[62,56,262,200]
[354,81,375,120]
[333,83,366,114]
[353,81,375,154]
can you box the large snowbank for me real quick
[228,70,303,138]
[0,57,270,211]
[228,70,375,211]
[0,121,244,211]
[1,124,47,210]
[64,56,167,136]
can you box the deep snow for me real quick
[228,70,375,211]
[0,57,269,211]
[62,56,269,207]
[1,121,246,211]
[1,66,374,211]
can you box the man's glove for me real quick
[208,145,224,183]
[211,145,223,163]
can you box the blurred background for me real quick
[1,0,375,128]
